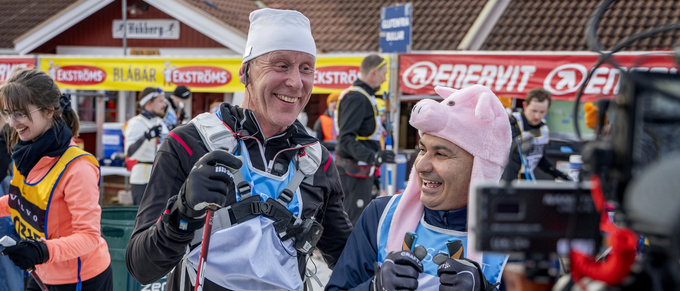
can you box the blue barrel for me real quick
[102,123,124,159]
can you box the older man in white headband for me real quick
[126,8,352,291]
[124,86,168,205]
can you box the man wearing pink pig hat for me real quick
[327,84,512,291]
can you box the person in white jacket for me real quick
[124,87,168,205]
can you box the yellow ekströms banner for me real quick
[39,55,390,94]
[40,56,242,93]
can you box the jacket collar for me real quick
[423,206,468,232]
[219,103,318,147]
[141,110,158,119]
[353,79,378,97]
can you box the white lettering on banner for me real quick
[314,70,360,85]
[401,54,679,98]
[381,17,410,29]
[57,69,105,83]
[543,64,586,95]
[404,61,437,89]
[171,70,228,84]
[0,64,29,81]
[403,61,536,92]
[584,67,609,95]
[545,65,678,96]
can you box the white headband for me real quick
[242,8,316,63]
[139,91,162,107]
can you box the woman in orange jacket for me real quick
[0,69,112,290]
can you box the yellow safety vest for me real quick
[7,146,99,240]
[335,86,382,142]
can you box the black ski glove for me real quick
[374,150,396,165]
[371,250,424,291]
[437,257,498,291]
[1,240,49,270]
[144,124,163,140]
[175,150,243,219]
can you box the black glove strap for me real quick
[165,195,205,232]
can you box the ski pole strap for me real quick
[226,165,252,199]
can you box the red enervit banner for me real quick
[0,57,36,85]
[400,52,679,101]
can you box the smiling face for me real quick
[4,104,53,142]
[415,133,474,211]
[240,50,315,138]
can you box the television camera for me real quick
[470,1,680,289]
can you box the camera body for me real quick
[470,181,601,257]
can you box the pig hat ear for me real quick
[475,91,496,122]
[434,86,458,98]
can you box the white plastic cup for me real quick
[568,155,583,182]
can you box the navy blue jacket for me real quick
[326,196,467,290]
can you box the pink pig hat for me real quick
[386,84,512,252]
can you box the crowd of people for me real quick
[0,8,590,291]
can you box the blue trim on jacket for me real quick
[325,197,467,290]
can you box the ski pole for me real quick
[194,207,216,291]
[383,91,396,196]
[0,236,48,291]
[27,267,48,291]
[515,137,536,183]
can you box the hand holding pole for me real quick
[1,236,48,291]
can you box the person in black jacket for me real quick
[502,88,569,182]
[125,8,352,291]
[335,54,395,224]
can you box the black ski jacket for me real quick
[125,103,352,291]
[335,80,381,164]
